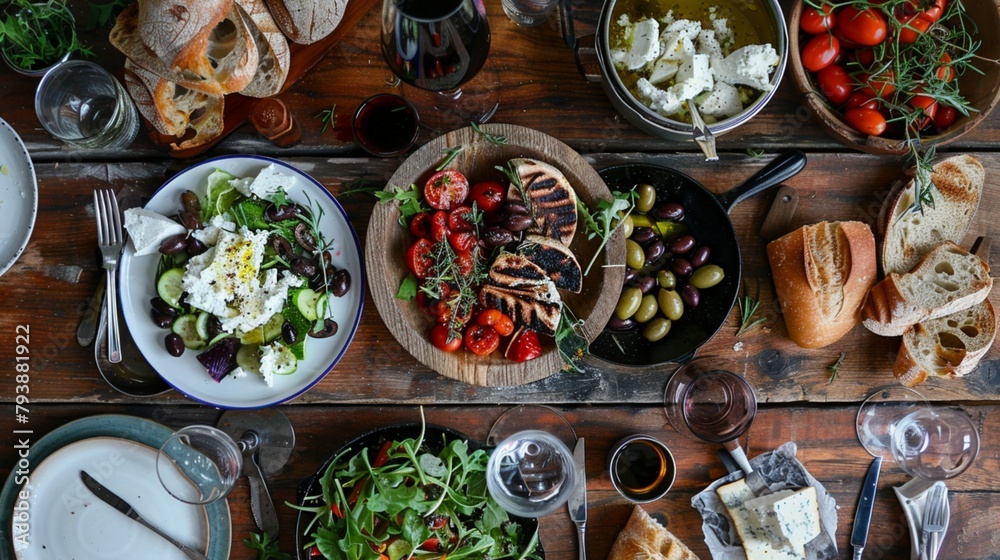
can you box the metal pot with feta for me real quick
[593,0,788,143]
[123,163,352,387]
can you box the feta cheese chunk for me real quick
[648,59,679,85]
[612,18,661,70]
[123,208,186,256]
[659,19,700,64]
[671,53,713,100]
[636,78,683,116]
[229,164,296,200]
[698,81,743,118]
[191,214,236,246]
[713,44,780,91]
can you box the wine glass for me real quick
[380,0,501,131]
[856,385,930,459]
[156,425,243,505]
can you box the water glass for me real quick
[502,0,558,26]
[156,425,243,505]
[486,429,576,517]
[35,60,140,149]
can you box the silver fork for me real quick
[921,484,947,560]
[94,190,123,364]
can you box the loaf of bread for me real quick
[879,155,984,275]
[608,506,698,560]
[767,221,877,348]
[894,299,998,387]
[235,0,290,97]
[264,0,347,44]
[862,241,993,337]
[123,61,224,150]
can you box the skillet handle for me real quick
[717,150,807,213]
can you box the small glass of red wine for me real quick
[664,357,758,444]
[352,93,420,157]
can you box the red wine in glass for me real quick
[352,94,419,157]
[681,369,757,444]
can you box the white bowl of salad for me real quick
[118,155,364,408]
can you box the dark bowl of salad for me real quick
[293,423,543,560]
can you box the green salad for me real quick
[294,420,541,560]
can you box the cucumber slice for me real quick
[312,293,330,333]
[268,343,297,375]
[293,288,320,321]
[195,311,211,340]
[262,313,285,343]
[171,314,206,350]
[240,326,265,345]
[157,268,185,308]
[236,344,262,375]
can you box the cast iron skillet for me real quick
[295,424,543,559]
[590,150,807,366]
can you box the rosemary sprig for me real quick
[746,147,765,158]
[314,105,336,134]
[471,121,508,145]
[420,241,488,340]
[338,177,380,197]
[578,191,636,276]
[556,305,588,373]
[436,146,465,171]
[828,352,846,384]
[735,289,766,336]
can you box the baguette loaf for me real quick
[123,61,224,150]
[608,506,698,560]
[767,221,877,348]
[235,0,290,97]
[264,0,347,44]
[862,241,993,337]
[894,299,997,387]
[879,155,984,275]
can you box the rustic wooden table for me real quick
[0,1,998,559]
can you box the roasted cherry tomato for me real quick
[909,91,938,129]
[900,0,946,23]
[898,13,932,44]
[423,170,469,210]
[934,105,958,129]
[430,324,462,352]
[464,324,500,356]
[801,34,840,71]
[454,250,475,276]
[816,64,853,105]
[409,211,432,239]
[801,4,835,34]
[837,6,887,46]
[420,537,441,552]
[405,238,435,279]
[854,47,876,68]
[506,329,542,362]
[858,70,896,98]
[936,53,955,82]
[447,231,477,253]
[430,210,449,242]
[469,181,506,215]
[372,441,393,468]
[845,91,879,111]
[844,107,888,136]
[477,309,515,337]
[447,205,475,232]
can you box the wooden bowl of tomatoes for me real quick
[789,0,1000,155]
[365,124,626,387]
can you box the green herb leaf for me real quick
[471,121,508,145]
[396,273,418,300]
[736,286,766,337]
[579,190,636,276]
[556,304,588,373]
[376,183,429,227]
[314,105,336,135]
[242,531,291,560]
[436,146,465,171]
[828,352,846,384]
[0,0,93,70]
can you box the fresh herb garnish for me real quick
[0,0,93,70]
[471,121,508,145]
[83,0,126,30]
[735,287,766,337]
[436,146,465,171]
[375,183,429,227]
[314,105,336,135]
[396,273,418,300]
[421,241,488,340]
[828,352,846,384]
[338,177,381,198]
[578,190,636,276]
[556,305,588,372]
[746,147,765,158]
[243,532,290,560]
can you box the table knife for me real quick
[567,437,587,560]
[80,471,210,560]
[852,457,882,560]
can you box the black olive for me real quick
[690,245,711,268]
[178,210,202,230]
[290,256,319,278]
[624,269,637,285]
[310,318,339,338]
[265,203,301,222]
[503,201,529,215]
[282,320,298,344]
[482,226,514,248]
[150,309,175,329]
[653,202,685,221]
[181,190,201,214]
[606,316,636,331]
[502,213,534,232]
[644,240,666,264]
[671,258,693,277]
[667,234,696,255]
[631,227,657,246]
[150,297,179,316]
[271,236,294,261]
[165,333,185,357]
[330,269,351,297]
[627,275,656,294]
[294,222,317,251]
[159,233,188,255]
[186,237,208,256]
[682,284,701,308]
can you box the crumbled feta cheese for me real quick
[636,78,683,116]
[659,10,674,25]
[648,59,679,85]
[123,208,186,256]
[712,44,780,91]
[191,214,235,246]
[229,164,295,200]
[259,343,278,387]
[230,367,248,379]
[713,17,733,46]
[698,81,743,118]
[659,19,700,64]
[617,13,630,27]
[697,29,722,57]
[671,53,713,100]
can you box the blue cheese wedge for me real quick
[745,487,822,558]
[123,208,186,256]
[716,479,803,560]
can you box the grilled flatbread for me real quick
[480,253,562,336]
[507,159,578,246]
[519,235,582,293]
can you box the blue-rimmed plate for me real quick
[118,155,365,409]
[0,414,231,559]
[0,118,38,277]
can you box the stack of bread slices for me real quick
[863,155,996,387]
[110,0,347,150]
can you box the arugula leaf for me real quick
[375,183,429,227]
[242,532,291,560]
[395,273,418,300]
[579,190,636,275]
[231,198,269,230]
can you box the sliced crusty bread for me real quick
[136,0,233,74]
[608,506,698,560]
[879,155,984,275]
[264,0,347,44]
[862,241,993,337]
[767,221,877,348]
[507,158,579,247]
[235,0,290,97]
[123,61,224,150]
[518,234,582,293]
[894,299,998,387]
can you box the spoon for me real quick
[688,101,719,162]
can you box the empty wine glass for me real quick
[380,0,501,131]
[891,407,980,480]
[856,385,929,459]
[156,426,243,505]
[486,429,577,517]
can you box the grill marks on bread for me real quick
[480,254,561,336]
[507,159,578,246]
[518,235,582,293]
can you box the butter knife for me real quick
[567,437,587,560]
[80,471,209,560]
[852,457,882,560]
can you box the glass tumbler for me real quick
[156,425,243,505]
[486,429,576,517]
[35,60,140,149]
[502,0,558,26]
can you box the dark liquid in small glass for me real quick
[682,370,756,444]
[614,440,669,497]
[353,95,418,156]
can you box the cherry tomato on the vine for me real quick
[858,70,896,98]
[430,324,462,352]
[845,91,880,111]
[933,105,958,129]
[405,238,435,279]
[455,250,476,276]
[898,14,932,44]
[844,107,888,136]
[448,206,475,232]
[801,34,840,72]
[936,53,955,82]
[816,64,853,105]
[423,170,469,210]
[901,0,946,23]
[801,4,835,34]
[837,6,888,46]
[447,231,477,254]
[469,181,506,215]
[464,324,500,356]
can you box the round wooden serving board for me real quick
[366,124,626,387]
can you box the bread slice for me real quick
[894,299,998,387]
[518,235,582,293]
[608,506,698,560]
[863,241,993,337]
[507,159,579,246]
[879,155,984,275]
[479,253,562,336]
[123,61,224,150]
[235,0,290,97]
[767,221,877,348]
[264,0,347,44]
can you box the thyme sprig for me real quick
[436,146,465,171]
[828,352,847,384]
[421,241,488,340]
[314,105,336,134]
[556,304,588,372]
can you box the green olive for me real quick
[658,288,684,321]
[690,265,725,289]
[626,239,646,270]
[621,215,634,239]
[615,288,643,321]
[656,269,677,289]
[635,183,657,213]
[642,318,672,341]
[633,294,658,323]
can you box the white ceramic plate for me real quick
[118,155,365,408]
[0,118,38,277]
[14,437,220,560]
